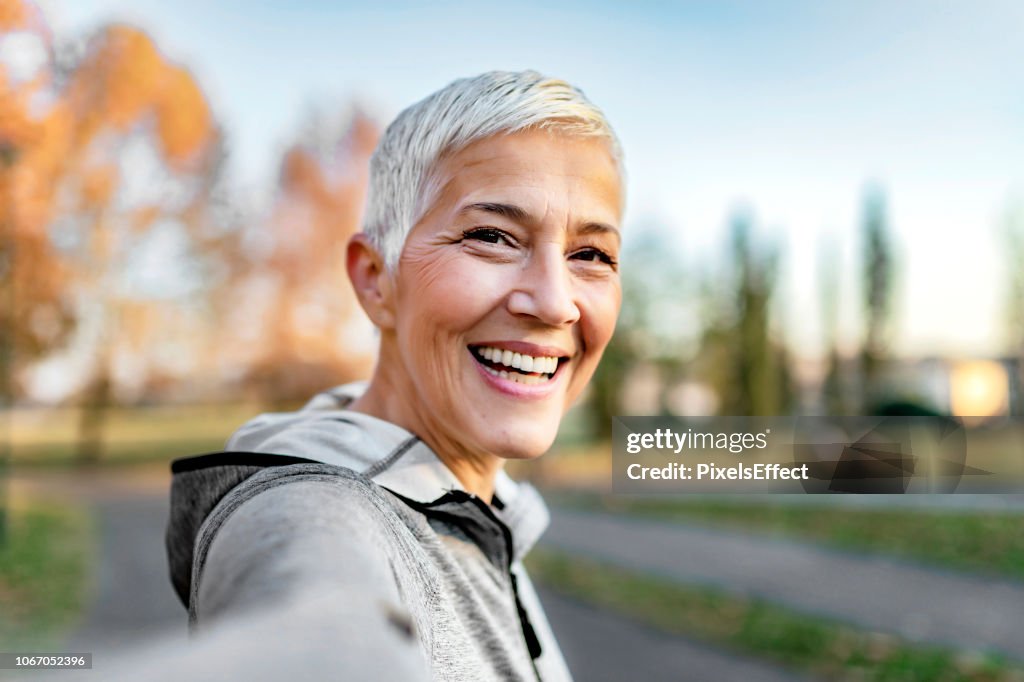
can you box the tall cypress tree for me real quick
[860,184,894,411]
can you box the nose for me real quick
[506,245,581,326]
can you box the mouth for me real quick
[468,344,570,386]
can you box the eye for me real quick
[571,247,618,268]
[462,227,515,246]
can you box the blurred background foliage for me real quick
[0,0,1022,469]
[1,2,383,468]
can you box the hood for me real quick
[165,382,551,608]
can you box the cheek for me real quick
[564,282,621,404]
[580,282,622,353]
[397,254,511,350]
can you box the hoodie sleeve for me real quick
[195,478,402,621]
[191,474,431,679]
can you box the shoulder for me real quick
[191,463,418,624]
[201,462,404,552]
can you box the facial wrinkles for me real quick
[365,130,622,494]
[393,243,508,475]
[446,138,599,213]
[396,248,460,377]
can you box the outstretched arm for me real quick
[192,479,431,679]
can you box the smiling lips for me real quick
[469,344,568,386]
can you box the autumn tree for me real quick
[1,8,221,462]
[217,107,379,405]
[58,25,219,460]
[0,0,75,538]
[0,1,75,403]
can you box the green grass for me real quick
[552,493,1024,581]
[527,549,1021,682]
[0,499,95,650]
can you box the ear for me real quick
[346,233,397,330]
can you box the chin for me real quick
[483,424,559,461]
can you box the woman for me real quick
[166,70,624,681]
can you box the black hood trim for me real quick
[171,451,320,473]
[166,451,322,607]
[383,488,543,660]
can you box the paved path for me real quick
[64,495,186,655]
[543,508,1024,660]
[13,470,815,681]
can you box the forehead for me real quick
[424,128,623,223]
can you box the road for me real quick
[543,507,1024,660]
[64,495,186,655]
[11,468,814,681]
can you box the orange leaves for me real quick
[1,3,66,224]
[130,204,161,233]
[68,24,215,166]
[3,8,222,390]
[3,4,383,405]
[0,0,27,31]
[0,68,41,151]
[81,164,117,207]
[279,147,325,199]
[9,231,74,355]
[3,100,70,238]
[155,64,213,168]
[233,108,381,400]
[0,64,73,239]
[76,25,163,131]
[24,98,71,185]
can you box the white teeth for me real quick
[482,364,548,385]
[474,345,561,376]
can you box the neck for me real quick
[349,362,504,504]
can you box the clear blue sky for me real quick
[48,0,1024,360]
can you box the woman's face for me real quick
[383,128,622,460]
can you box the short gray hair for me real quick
[362,70,624,270]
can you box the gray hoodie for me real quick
[165,382,572,682]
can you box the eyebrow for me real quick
[461,202,530,222]
[460,202,621,242]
